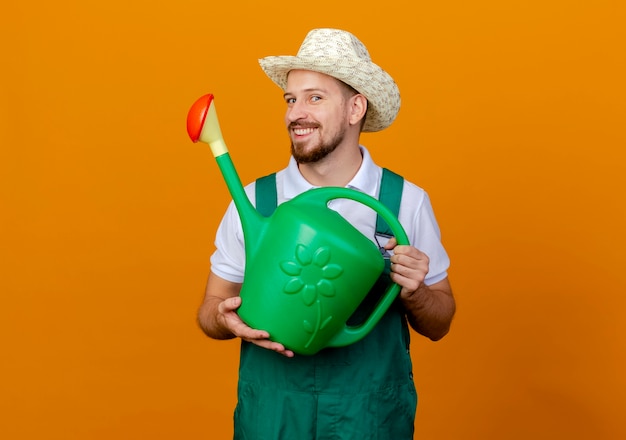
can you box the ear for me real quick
[349,94,368,128]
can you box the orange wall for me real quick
[2,1,625,438]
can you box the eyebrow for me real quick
[283,88,329,99]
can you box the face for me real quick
[283,70,356,163]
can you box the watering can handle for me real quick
[296,187,410,349]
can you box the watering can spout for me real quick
[186,94,262,230]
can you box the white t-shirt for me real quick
[210,146,450,286]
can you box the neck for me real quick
[298,143,363,187]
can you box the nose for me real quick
[286,100,307,124]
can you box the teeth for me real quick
[294,128,315,135]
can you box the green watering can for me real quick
[186,94,409,355]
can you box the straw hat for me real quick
[258,28,401,132]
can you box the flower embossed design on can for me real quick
[280,244,344,348]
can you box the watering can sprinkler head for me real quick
[186,94,228,157]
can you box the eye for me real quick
[285,97,296,104]
[310,95,322,102]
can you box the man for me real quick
[197,28,456,439]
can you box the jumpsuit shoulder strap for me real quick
[255,169,404,227]
[376,168,404,236]
[255,172,278,217]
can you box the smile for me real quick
[293,127,316,136]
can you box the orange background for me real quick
[2,1,625,438]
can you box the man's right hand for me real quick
[198,273,294,357]
[217,296,295,357]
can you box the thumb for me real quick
[384,236,398,250]
[222,296,242,312]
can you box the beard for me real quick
[289,123,346,164]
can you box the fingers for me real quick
[391,247,429,269]
[239,327,295,358]
[232,322,270,341]
[219,296,295,358]
[217,297,267,338]
[389,247,430,294]
[247,339,295,358]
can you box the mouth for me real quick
[293,127,316,136]
[289,123,319,138]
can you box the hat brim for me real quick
[259,56,400,132]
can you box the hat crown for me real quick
[297,29,372,63]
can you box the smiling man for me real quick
[197,28,456,439]
[284,71,366,168]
